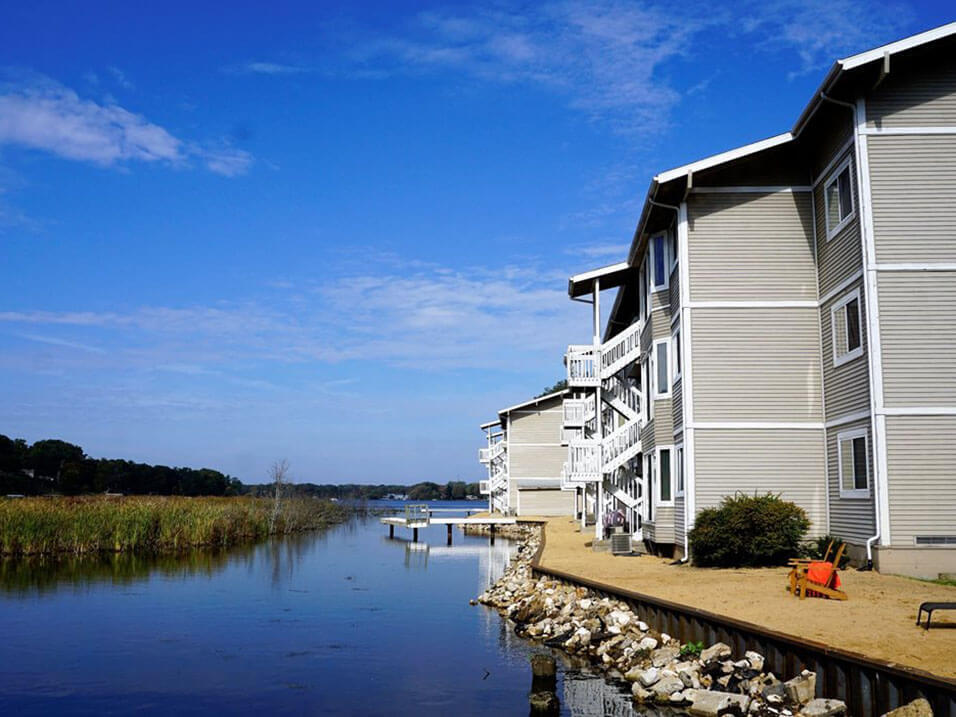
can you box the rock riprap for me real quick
[475,527,847,717]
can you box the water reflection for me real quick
[0,507,669,716]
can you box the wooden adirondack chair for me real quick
[792,543,848,601]
[787,541,832,596]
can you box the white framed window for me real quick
[641,356,653,422]
[671,326,682,381]
[831,289,863,367]
[653,338,671,398]
[825,159,855,240]
[649,233,670,291]
[639,259,648,321]
[837,428,869,498]
[675,443,684,497]
[657,446,674,505]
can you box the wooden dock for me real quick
[381,505,516,544]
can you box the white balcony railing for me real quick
[562,398,588,426]
[478,447,491,463]
[600,320,642,379]
[602,418,642,474]
[565,345,600,387]
[479,479,490,495]
[566,439,601,482]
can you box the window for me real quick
[641,357,653,422]
[831,289,863,367]
[657,448,674,503]
[675,444,684,497]
[825,161,855,239]
[837,428,869,498]
[672,326,682,381]
[654,339,670,398]
[639,260,648,320]
[650,234,669,291]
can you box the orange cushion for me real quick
[807,561,841,589]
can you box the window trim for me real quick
[656,445,674,507]
[649,233,670,292]
[837,427,870,499]
[671,325,682,382]
[824,157,856,241]
[830,288,864,368]
[652,338,671,399]
[674,443,684,498]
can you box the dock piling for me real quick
[447,524,453,545]
[389,524,394,538]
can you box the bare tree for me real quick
[268,459,289,533]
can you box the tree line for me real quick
[0,434,481,500]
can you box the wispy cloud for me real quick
[0,72,253,176]
[574,243,630,260]
[0,258,584,373]
[225,61,311,75]
[107,66,134,90]
[343,0,912,134]
[739,0,916,76]
[347,1,710,136]
[18,333,107,354]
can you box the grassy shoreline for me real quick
[0,495,349,556]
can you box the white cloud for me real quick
[18,333,106,354]
[230,61,310,75]
[349,1,708,136]
[574,243,630,260]
[740,0,916,76]
[0,259,586,372]
[345,0,913,134]
[0,73,253,176]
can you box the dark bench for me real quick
[916,602,956,629]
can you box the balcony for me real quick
[565,345,600,387]
[562,397,593,427]
[600,321,642,379]
[479,479,490,495]
[478,447,491,463]
[566,439,601,482]
[602,418,642,474]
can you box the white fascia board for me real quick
[569,261,630,285]
[479,419,501,430]
[838,21,956,70]
[654,133,794,184]
[498,389,569,416]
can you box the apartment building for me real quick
[479,391,576,517]
[558,23,956,578]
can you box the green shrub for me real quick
[680,641,704,658]
[689,492,810,568]
[803,534,850,568]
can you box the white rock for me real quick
[639,667,660,687]
[637,636,658,651]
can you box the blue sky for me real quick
[0,1,949,484]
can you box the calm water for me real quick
[0,501,640,715]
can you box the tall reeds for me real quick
[0,495,348,556]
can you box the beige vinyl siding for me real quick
[517,488,574,517]
[674,495,686,547]
[814,150,863,297]
[867,135,956,264]
[640,417,656,453]
[826,418,875,543]
[692,308,823,422]
[820,279,870,419]
[672,378,683,432]
[687,192,816,301]
[653,399,674,444]
[885,416,956,544]
[651,505,675,544]
[670,265,680,315]
[695,429,827,537]
[508,445,566,478]
[866,52,956,128]
[878,272,956,407]
[811,118,854,179]
[651,289,669,313]
[509,407,564,444]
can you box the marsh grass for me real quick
[0,495,348,556]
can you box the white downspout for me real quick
[593,277,603,541]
